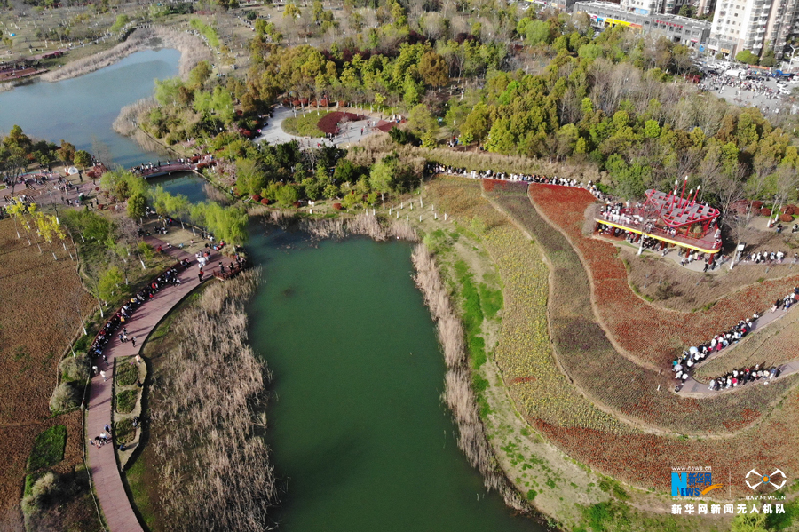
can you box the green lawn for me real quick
[27,425,66,472]
[281,110,332,138]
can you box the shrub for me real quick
[251,194,261,202]
[780,213,793,222]
[752,201,764,210]
[761,208,772,217]
[49,383,80,414]
[59,354,90,384]
[21,472,60,516]
[115,357,139,386]
[27,425,67,472]
[782,204,796,215]
[114,417,137,445]
[116,389,138,414]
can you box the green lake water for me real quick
[247,227,544,532]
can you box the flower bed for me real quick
[489,186,798,435]
[533,387,799,497]
[316,111,366,135]
[528,184,799,369]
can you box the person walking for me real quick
[100,370,107,382]
[131,337,137,347]
[198,270,204,283]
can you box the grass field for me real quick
[26,426,66,473]
[281,109,333,138]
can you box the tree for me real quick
[284,3,301,19]
[74,150,92,170]
[189,61,212,89]
[275,184,299,207]
[369,159,393,201]
[461,103,491,144]
[98,266,124,303]
[418,51,449,88]
[735,50,759,65]
[57,140,76,164]
[0,146,28,194]
[127,193,147,219]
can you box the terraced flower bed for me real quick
[427,178,628,432]
[488,185,798,435]
[528,184,799,369]
[533,387,799,496]
[430,176,799,497]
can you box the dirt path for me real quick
[86,238,218,532]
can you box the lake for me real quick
[246,228,543,532]
[0,48,179,169]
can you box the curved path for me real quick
[86,238,218,532]
[679,304,799,395]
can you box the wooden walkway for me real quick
[86,238,217,532]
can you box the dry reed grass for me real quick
[112,98,155,136]
[149,269,277,531]
[42,27,211,83]
[411,244,528,512]
[298,213,418,242]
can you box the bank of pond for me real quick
[124,224,546,532]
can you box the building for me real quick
[706,0,799,57]
[573,1,712,46]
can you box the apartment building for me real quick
[708,0,799,56]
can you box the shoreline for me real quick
[40,26,211,85]
[263,213,540,520]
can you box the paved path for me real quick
[679,304,799,395]
[86,239,217,532]
[254,105,380,148]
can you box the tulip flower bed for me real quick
[428,177,799,495]
[488,186,798,434]
[532,387,799,497]
[484,224,630,432]
[427,178,627,432]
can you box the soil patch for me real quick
[0,218,93,524]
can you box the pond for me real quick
[246,228,544,532]
[0,49,179,169]
[147,171,210,204]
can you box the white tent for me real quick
[65,166,79,175]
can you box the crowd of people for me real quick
[87,263,187,371]
[672,314,759,391]
[741,250,797,265]
[427,163,608,200]
[707,365,782,391]
[698,74,786,100]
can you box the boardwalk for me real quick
[86,239,216,532]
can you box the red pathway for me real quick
[86,238,217,532]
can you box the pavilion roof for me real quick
[644,189,720,228]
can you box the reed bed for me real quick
[411,244,528,512]
[148,269,277,532]
[112,98,155,136]
[42,27,210,83]
[298,212,417,242]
